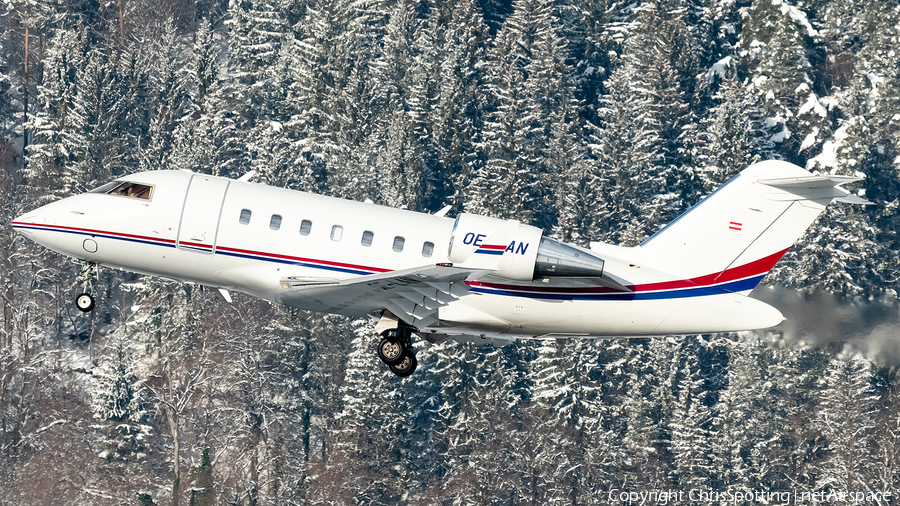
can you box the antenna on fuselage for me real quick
[238,170,258,182]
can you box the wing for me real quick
[276,264,483,328]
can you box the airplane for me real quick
[11,160,869,376]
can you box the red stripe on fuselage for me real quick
[478,244,507,250]
[469,248,790,294]
[12,223,390,274]
[214,245,391,273]
[11,221,176,244]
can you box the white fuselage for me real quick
[13,170,786,340]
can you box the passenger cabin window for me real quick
[239,209,252,225]
[106,181,154,201]
[361,231,374,247]
[422,241,434,258]
[270,214,282,230]
[331,225,343,241]
[392,236,405,252]
[300,220,312,236]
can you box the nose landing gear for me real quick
[76,261,98,313]
[377,325,418,377]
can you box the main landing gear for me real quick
[377,325,418,377]
[76,261,97,313]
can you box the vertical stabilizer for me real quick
[636,160,868,292]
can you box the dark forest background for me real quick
[1,0,899,504]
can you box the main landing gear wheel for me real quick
[378,337,406,366]
[377,325,418,376]
[388,350,417,377]
[76,293,95,312]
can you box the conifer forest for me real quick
[1,0,900,504]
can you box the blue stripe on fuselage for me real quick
[468,275,765,301]
[214,250,377,276]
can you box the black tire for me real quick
[377,337,406,366]
[389,350,417,377]
[76,293,95,312]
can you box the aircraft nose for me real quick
[12,207,51,236]
[12,212,39,233]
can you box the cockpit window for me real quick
[109,182,153,200]
[89,181,124,194]
[97,181,154,200]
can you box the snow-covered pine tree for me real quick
[407,7,446,212]
[91,339,151,463]
[520,5,577,231]
[139,19,187,173]
[333,321,404,503]
[466,58,528,220]
[699,75,770,191]
[530,338,611,503]
[25,27,90,198]
[814,347,877,495]
[365,0,427,210]
[432,0,489,212]
[632,3,704,224]
[552,98,598,246]
[862,141,900,298]
[616,338,679,488]
[434,342,528,504]
[709,334,756,489]
[738,0,818,163]
[584,1,710,244]
[844,0,900,140]
[469,0,572,228]
[669,338,712,490]
[869,368,900,497]
[588,60,660,245]
[169,18,234,177]
[478,0,513,35]
[251,40,310,191]
[222,0,286,179]
[781,111,877,298]
[741,335,826,491]
[125,277,218,505]
[67,49,130,192]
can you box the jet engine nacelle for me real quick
[448,213,606,281]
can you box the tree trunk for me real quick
[166,370,181,506]
[22,24,29,170]
[117,0,125,47]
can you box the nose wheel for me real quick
[377,325,418,377]
[76,293,95,312]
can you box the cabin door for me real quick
[177,175,230,254]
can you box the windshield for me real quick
[90,181,154,201]
[88,181,124,194]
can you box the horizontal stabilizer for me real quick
[758,175,862,189]
[835,194,873,205]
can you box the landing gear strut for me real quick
[76,261,97,313]
[378,325,418,377]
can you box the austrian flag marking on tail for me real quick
[729,221,742,231]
